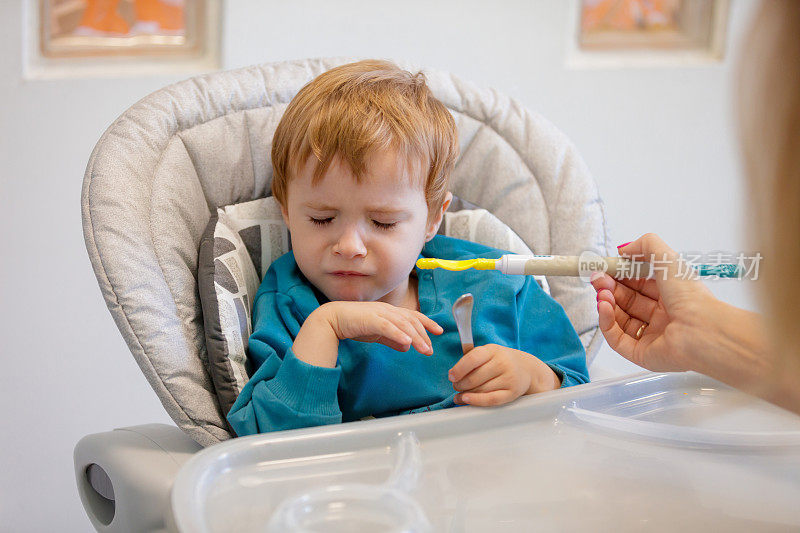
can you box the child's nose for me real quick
[333,227,367,258]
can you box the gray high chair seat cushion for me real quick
[82,57,611,447]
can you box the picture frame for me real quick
[24,0,221,79]
[566,0,730,69]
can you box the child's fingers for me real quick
[375,317,413,351]
[448,347,493,383]
[385,308,435,353]
[415,312,444,335]
[404,316,434,354]
[458,375,506,394]
[384,313,432,355]
[452,360,499,392]
[377,338,412,352]
[457,389,512,407]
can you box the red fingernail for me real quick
[617,241,632,249]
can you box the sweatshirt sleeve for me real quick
[227,275,343,436]
[516,277,590,388]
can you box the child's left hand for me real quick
[448,344,561,406]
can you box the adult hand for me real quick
[592,233,791,411]
[591,233,721,373]
[448,344,560,406]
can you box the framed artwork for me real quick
[566,0,729,68]
[24,0,220,78]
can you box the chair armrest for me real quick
[74,424,202,532]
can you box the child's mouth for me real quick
[330,271,368,277]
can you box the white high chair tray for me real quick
[172,372,800,532]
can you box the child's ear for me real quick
[425,191,452,242]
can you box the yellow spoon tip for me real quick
[416,258,497,271]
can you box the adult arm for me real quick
[592,233,800,414]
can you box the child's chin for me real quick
[325,287,373,302]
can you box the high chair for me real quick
[74,57,612,531]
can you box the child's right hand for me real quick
[292,301,443,368]
[320,301,443,355]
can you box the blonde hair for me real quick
[271,60,459,216]
[737,1,800,391]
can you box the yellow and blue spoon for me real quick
[416,255,742,279]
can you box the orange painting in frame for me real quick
[579,0,721,51]
[41,0,206,58]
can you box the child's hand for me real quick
[294,302,443,368]
[322,301,443,355]
[448,344,561,406]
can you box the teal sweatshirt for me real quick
[228,235,589,436]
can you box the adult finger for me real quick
[616,233,683,286]
[617,233,680,265]
[597,277,658,325]
[616,233,710,308]
[615,276,661,302]
[598,289,648,339]
[597,300,638,361]
[592,272,660,309]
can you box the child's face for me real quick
[281,149,448,306]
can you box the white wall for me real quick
[0,1,759,531]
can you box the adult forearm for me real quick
[292,307,340,368]
[694,300,800,413]
[690,299,774,399]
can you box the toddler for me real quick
[228,60,589,436]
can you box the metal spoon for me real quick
[451,293,474,354]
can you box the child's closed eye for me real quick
[372,220,397,230]
[308,216,396,230]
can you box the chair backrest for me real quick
[81,58,611,446]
